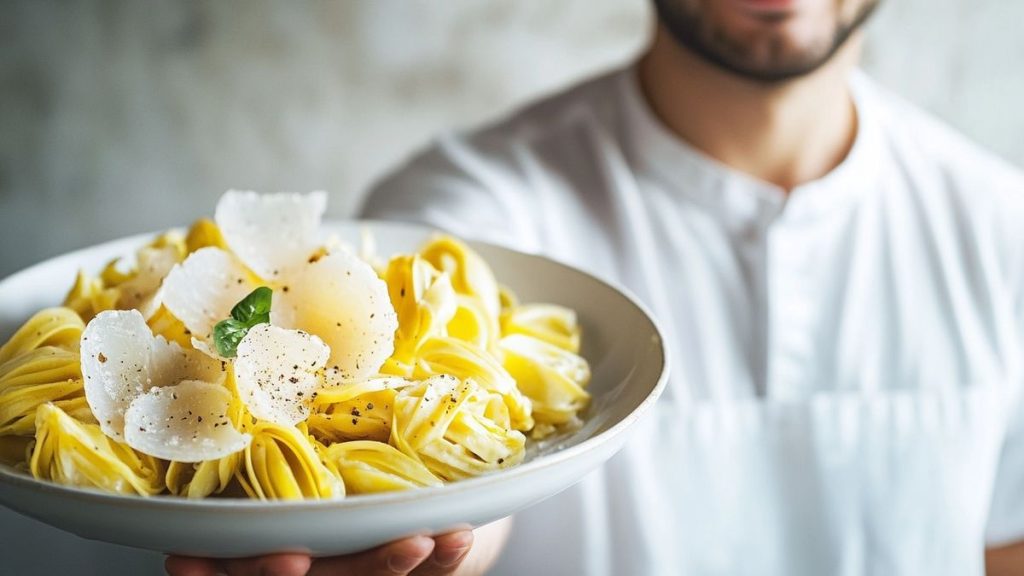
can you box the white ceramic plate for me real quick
[0,220,667,558]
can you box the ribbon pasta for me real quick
[237,422,344,501]
[390,375,525,482]
[408,337,534,433]
[30,403,166,496]
[322,440,441,494]
[0,192,591,499]
[308,378,408,444]
[0,309,91,437]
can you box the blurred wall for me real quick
[0,0,649,278]
[2,1,1024,279]
[2,0,1024,280]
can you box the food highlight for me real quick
[0,191,591,500]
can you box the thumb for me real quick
[307,536,435,576]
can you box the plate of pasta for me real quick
[0,191,667,557]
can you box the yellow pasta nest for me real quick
[0,192,591,499]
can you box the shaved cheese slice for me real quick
[148,336,224,385]
[190,337,228,362]
[115,245,181,313]
[272,251,397,382]
[81,309,224,440]
[214,190,326,280]
[82,310,155,439]
[234,324,329,425]
[162,247,259,341]
[124,380,250,462]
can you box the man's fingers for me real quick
[307,535,435,576]
[412,530,474,576]
[166,553,312,576]
[167,533,453,576]
[222,553,312,576]
[165,555,223,576]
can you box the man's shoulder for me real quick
[861,74,1024,279]
[862,74,1024,203]
[361,67,627,217]
[468,66,626,150]
[378,67,625,184]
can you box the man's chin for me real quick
[652,0,879,83]
[695,44,840,84]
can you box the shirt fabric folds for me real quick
[361,66,1024,576]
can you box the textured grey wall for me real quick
[2,0,1024,281]
[0,0,648,278]
[0,1,1022,573]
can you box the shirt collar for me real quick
[616,65,885,228]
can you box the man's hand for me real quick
[165,517,511,576]
[987,541,1024,576]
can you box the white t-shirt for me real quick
[361,66,1024,575]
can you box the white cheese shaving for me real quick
[234,323,330,426]
[271,251,397,383]
[214,190,326,280]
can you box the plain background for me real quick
[2,0,1024,281]
[1,1,1022,574]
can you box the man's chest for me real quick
[549,186,1021,401]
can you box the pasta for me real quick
[30,403,165,496]
[165,453,242,499]
[63,271,119,323]
[0,190,591,499]
[308,377,409,443]
[391,376,526,481]
[419,236,503,352]
[408,337,535,432]
[237,422,344,501]
[323,440,441,494]
[500,334,591,434]
[0,309,90,437]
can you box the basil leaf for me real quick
[230,286,273,325]
[213,318,250,358]
[214,286,274,357]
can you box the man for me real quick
[169,0,1024,574]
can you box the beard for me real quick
[652,0,879,83]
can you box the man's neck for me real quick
[637,26,861,192]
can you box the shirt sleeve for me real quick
[986,390,1024,545]
[357,132,540,250]
[984,181,1024,546]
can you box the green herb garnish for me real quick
[213,286,273,357]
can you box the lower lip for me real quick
[733,0,799,14]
